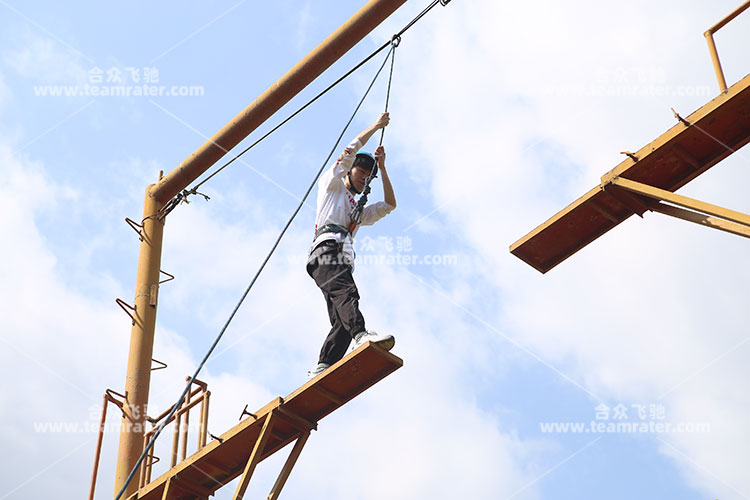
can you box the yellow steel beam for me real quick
[706,0,750,33]
[704,32,728,93]
[651,202,750,238]
[267,431,311,500]
[510,70,750,273]
[150,0,408,204]
[132,343,402,500]
[233,412,276,500]
[610,177,750,227]
[704,1,750,93]
[160,478,173,500]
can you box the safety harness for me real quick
[313,159,379,243]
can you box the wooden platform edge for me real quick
[132,342,403,500]
[510,72,750,273]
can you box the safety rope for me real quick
[116,3,449,498]
[349,36,398,231]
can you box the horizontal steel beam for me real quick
[150,0,407,204]
[651,202,750,238]
[610,177,750,227]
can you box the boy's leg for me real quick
[310,258,365,364]
[317,292,352,365]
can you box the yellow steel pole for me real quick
[704,31,728,93]
[704,0,750,93]
[113,183,165,498]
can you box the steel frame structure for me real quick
[511,2,750,273]
[107,1,409,498]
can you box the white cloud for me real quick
[4,1,750,498]
[4,29,88,84]
[385,0,750,497]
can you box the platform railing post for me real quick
[704,0,750,93]
[704,31,728,93]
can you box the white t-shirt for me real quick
[311,138,395,265]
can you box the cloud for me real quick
[4,1,749,499]
[384,0,750,497]
[3,29,88,85]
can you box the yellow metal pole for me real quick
[704,31,728,93]
[88,393,109,500]
[704,0,750,93]
[113,183,165,498]
[706,0,750,33]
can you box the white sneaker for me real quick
[353,330,395,351]
[307,362,330,379]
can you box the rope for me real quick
[350,38,398,230]
[379,35,399,147]
[159,0,445,218]
[114,43,396,500]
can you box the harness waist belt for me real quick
[314,223,350,240]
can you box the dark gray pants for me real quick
[306,240,366,365]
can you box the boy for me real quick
[306,112,396,378]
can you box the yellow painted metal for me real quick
[704,32,728,93]
[150,0,408,204]
[650,202,750,238]
[113,184,165,499]
[89,393,109,500]
[510,70,750,273]
[267,431,311,500]
[704,1,750,93]
[132,343,402,500]
[706,0,750,33]
[160,477,173,500]
[610,177,750,227]
[233,412,276,500]
[198,390,210,449]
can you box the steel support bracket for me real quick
[608,176,750,238]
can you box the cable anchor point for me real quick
[239,404,257,421]
[671,107,691,126]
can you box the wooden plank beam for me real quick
[510,72,750,273]
[601,184,649,217]
[277,405,316,432]
[311,385,344,406]
[173,474,214,498]
[134,344,402,500]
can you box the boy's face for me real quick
[349,166,371,192]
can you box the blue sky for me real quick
[2,1,750,499]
